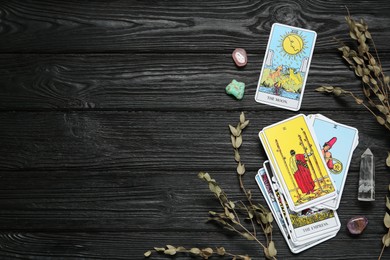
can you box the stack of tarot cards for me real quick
[255,114,359,253]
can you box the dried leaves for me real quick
[199,113,276,259]
[144,245,251,259]
[380,185,390,259]
[229,112,248,185]
[314,12,390,260]
[145,113,275,260]
[316,14,390,132]
[386,152,390,167]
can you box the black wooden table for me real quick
[0,1,389,259]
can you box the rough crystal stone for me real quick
[358,148,375,201]
[232,48,247,67]
[225,79,245,100]
[347,216,368,235]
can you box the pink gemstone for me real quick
[347,216,368,235]
[232,48,247,67]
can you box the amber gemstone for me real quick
[347,216,368,235]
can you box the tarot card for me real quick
[262,161,339,248]
[255,23,317,111]
[307,114,359,209]
[286,205,340,243]
[260,114,336,211]
[307,114,359,150]
[255,168,337,253]
[255,168,290,237]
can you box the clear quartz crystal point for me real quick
[358,148,375,201]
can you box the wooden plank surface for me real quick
[0,0,389,53]
[0,0,389,259]
[0,52,389,111]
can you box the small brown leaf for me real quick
[350,31,357,40]
[240,112,245,124]
[240,120,249,129]
[384,212,390,228]
[315,86,326,92]
[247,189,252,200]
[362,75,370,84]
[333,88,342,96]
[209,182,222,197]
[363,86,371,98]
[202,247,213,257]
[267,212,274,223]
[176,246,186,252]
[365,31,372,39]
[260,213,268,224]
[190,248,201,255]
[373,66,381,76]
[352,56,363,65]
[234,149,240,162]
[247,210,254,219]
[154,247,165,252]
[236,123,242,136]
[231,135,237,148]
[229,125,239,137]
[356,65,363,77]
[237,162,245,175]
[202,172,211,181]
[355,98,364,105]
[384,76,390,84]
[376,105,389,114]
[242,232,255,240]
[166,245,176,250]
[216,247,226,256]
[235,135,242,148]
[377,94,385,102]
[386,152,390,167]
[144,251,152,257]
[264,225,272,234]
[377,116,385,125]
[383,233,390,247]
[386,196,390,210]
[164,248,177,255]
[267,241,277,257]
[224,206,230,216]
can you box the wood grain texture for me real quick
[0,52,389,110]
[0,0,389,53]
[0,111,388,171]
[0,231,386,259]
[1,0,390,259]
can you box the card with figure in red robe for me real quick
[259,114,336,211]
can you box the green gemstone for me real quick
[225,80,245,100]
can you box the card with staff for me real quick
[259,114,336,211]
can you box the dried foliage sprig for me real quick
[198,172,276,260]
[145,112,276,260]
[144,245,250,260]
[314,11,390,260]
[316,14,390,130]
[226,112,276,259]
[380,185,390,259]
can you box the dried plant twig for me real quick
[144,245,250,260]
[145,112,276,259]
[315,11,390,260]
